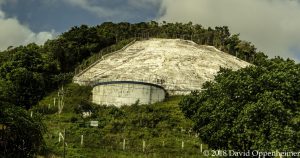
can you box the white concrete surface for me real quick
[92,82,166,107]
[74,38,251,95]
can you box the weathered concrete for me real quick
[92,81,166,107]
[74,38,251,106]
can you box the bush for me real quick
[70,116,78,123]
[0,103,46,157]
[179,58,300,152]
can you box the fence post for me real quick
[63,129,66,158]
[143,140,146,152]
[182,141,184,150]
[200,144,203,152]
[123,139,126,151]
[81,135,83,146]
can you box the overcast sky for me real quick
[0,0,299,62]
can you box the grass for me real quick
[34,83,216,158]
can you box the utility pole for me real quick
[63,129,66,158]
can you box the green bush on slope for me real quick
[179,58,300,152]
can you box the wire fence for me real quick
[74,33,224,78]
[52,127,207,157]
[74,31,252,80]
[74,39,136,77]
[72,35,217,95]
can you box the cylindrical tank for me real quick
[92,81,166,107]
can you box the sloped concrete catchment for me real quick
[74,38,251,107]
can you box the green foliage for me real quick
[179,58,300,152]
[33,83,92,114]
[0,21,294,157]
[75,38,135,73]
[0,79,13,103]
[44,25,115,72]
[0,103,46,157]
[0,44,49,109]
[0,21,270,109]
[6,68,45,109]
[36,86,209,157]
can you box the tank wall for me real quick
[92,82,166,107]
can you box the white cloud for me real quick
[158,0,300,61]
[0,8,56,50]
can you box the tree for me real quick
[179,58,300,152]
[0,79,13,103]
[4,68,45,109]
[0,104,46,157]
[235,41,256,62]
[44,25,115,72]
[0,44,49,109]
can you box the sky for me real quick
[0,0,299,62]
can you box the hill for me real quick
[35,83,213,157]
[0,22,270,157]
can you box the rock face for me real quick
[74,38,251,106]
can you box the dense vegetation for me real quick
[0,21,296,157]
[0,102,45,157]
[180,58,300,153]
[34,84,209,157]
[0,21,264,110]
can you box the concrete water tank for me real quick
[92,81,166,107]
[74,38,251,107]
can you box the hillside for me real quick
[74,38,251,95]
[0,22,272,157]
[36,83,213,158]
[35,38,251,157]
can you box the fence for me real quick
[73,33,231,78]
[74,39,137,77]
[72,36,220,96]
[53,127,207,157]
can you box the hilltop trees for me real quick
[71,21,258,64]
[179,58,300,152]
[44,25,115,72]
[0,24,116,108]
[0,44,49,109]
